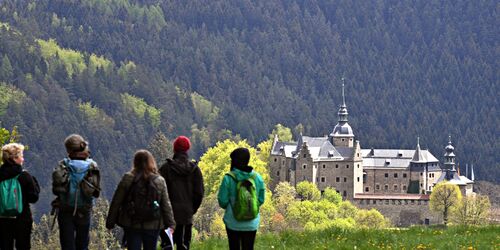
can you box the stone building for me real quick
[268,83,475,225]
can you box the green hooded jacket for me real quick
[217,167,265,231]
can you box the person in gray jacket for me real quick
[106,150,175,250]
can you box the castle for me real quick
[269,83,475,225]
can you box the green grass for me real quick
[191,225,500,249]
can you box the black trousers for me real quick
[226,227,257,250]
[0,218,33,250]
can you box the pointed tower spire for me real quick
[329,77,354,147]
[412,136,426,162]
[342,77,346,107]
[443,135,456,171]
[338,77,348,123]
[466,163,469,179]
[471,164,475,181]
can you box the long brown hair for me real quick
[131,150,158,180]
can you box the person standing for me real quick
[159,136,204,250]
[52,134,101,250]
[0,143,40,250]
[218,148,265,250]
[106,150,175,250]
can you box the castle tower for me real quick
[329,79,354,147]
[443,136,456,180]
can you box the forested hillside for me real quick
[0,0,498,215]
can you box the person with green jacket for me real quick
[106,150,175,250]
[217,148,265,250]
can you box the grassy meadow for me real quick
[191,225,500,249]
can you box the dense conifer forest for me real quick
[0,0,497,216]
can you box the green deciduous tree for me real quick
[451,194,491,226]
[296,181,320,201]
[322,187,342,205]
[198,139,269,196]
[355,209,389,229]
[430,182,462,225]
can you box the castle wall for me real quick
[363,169,412,194]
[354,198,441,226]
[314,160,355,199]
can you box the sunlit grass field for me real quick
[192,225,500,249]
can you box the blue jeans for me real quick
[124,228,160,250]
[57,210,91,250]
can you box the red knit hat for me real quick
[173,136,191,153]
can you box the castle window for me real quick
[394,173,398,178]
[420,183,423,187]
[373,200,376,204]
[403,173,407,178]
[336,177,340,182]
[376,184,380,190]
[420,173,423,176]
[321,177,326,183]
[303,154,307,158]
[403,185,407,190]
[357,153,359,157]
[341,138,345,142]
[346,165,349,168]
[394,185,398,190]
[343,191,347,197]
[277,171,280,176]
[385,173,389,178]
[274,158,277,162]
[357,164,360,168]
[322,164,326,169]
[357,177,360,182]
[303,164,307,169]
[365,187,369,192]
[336,190,340,194]
[384,185,389,190]
[344,177,347,182]
[335,164,339,168]
[282,160,285,165]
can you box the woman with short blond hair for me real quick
[0,143,40,250]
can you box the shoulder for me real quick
[19,170,34,181]
[152,174,166,185]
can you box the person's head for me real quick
[64,134,90,159]
[132,149,158,179]
[1,143,25,165]
[173,136,191,154]
[230,147,250,169]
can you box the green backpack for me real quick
[0,175,23,216]
[226,172,259,221]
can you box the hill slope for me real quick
[0,0,498,214]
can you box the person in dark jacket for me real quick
[52,134,100,250]
[159,136,204,250]
[0,143,40,250]
[106,149,176,250]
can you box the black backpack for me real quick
[123,175,161,222]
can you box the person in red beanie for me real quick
[159,136,204,250]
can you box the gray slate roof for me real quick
[271,136,351,160]
[361,149,440,170]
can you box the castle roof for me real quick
[270,135,352,160]
[361,149,440,170]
